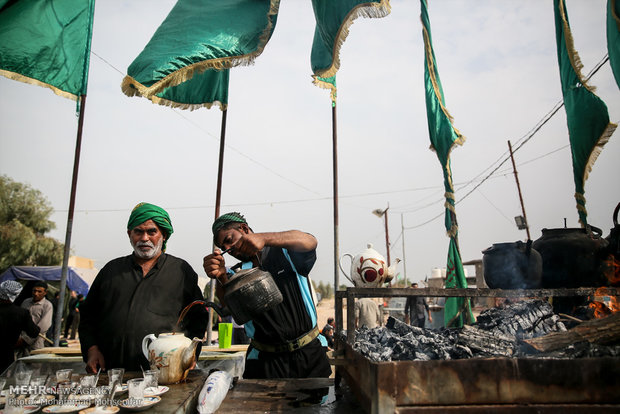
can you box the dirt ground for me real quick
[316,297,338,330]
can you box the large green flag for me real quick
[607,0,620,89]
[421,0,474,327]
[150,69,230,111]
[0,0,95,101]
[310,0,390,100]
[554,0,617,226]
[122,0,278,101]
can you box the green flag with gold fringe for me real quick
[122,0,278,103]
[608,0,620,89]
[421,0,474,328]
[554,0,617,226]
[0,0,95,101]
[310,0,390,101]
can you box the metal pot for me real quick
[203,267,283,324]
[482,240,542,289]
[532,225,609,288]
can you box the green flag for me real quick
[310,0,390,99]
[607,0,620,89]
[151,68,230,111]
[555,0,617,226]
[0,0,95,101]
[122,0,278,101]
[421,0,474,327]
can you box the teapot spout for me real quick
[386,258,402,283]
[181,337,203,371]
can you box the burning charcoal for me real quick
[458,325,516,357]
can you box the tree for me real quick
[0,175,63,273]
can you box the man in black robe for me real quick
[0,280,40,374]
[79,202,207,373]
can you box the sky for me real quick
[1,0,619,291]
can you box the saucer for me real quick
[79,406,120,414]
[42,402,92,413]
[2,404,40,414]
[143,386,168,397]
[119,396,161,412]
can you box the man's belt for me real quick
[250,326,320,353]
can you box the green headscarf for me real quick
[127,202,174,251]
[212,212,247,236]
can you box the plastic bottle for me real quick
[197,370,233,414]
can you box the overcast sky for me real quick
[1,0,618,290]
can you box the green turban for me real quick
[212,212,247,236]
[127,202,174,251]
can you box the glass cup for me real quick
[127,378,145,406]
[0,377,6,392]
[14,369,32,387]
[56,368,73,385]
[143,370,159,395]
[30,375,47,395]
[107,368,124,386]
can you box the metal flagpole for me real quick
[206,108,228,345]
[54,94,87,346]
[332,101,340,292]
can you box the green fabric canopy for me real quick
[421,0,474,328]
[310,0,390,100]
[554,0,617,226]
[0,0,95,101]
[122,0,279,101]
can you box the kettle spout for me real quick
[181,337,203,371]
[385,258,401,283]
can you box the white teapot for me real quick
[339,243,400,287]
[142,332,202,384]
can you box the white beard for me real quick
[131,237,163,259]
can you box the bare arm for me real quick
[234,230,317,257]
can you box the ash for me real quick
[353,299,572,362]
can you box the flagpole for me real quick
[206,108,227,346]
[54,94,87,346]
[332,101,340,293]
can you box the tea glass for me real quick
[30,375,47,395]
[14,369,32,386]
[143,370,159,395]
[107,368,124,392]
[55,368,72,384]
[127,378,145,406]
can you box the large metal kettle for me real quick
[199,267,283,324]
[532,225,609,288]
[482,240,542,289]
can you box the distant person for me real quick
[17,281,52,356]
[321,317,335,350]
[79,202,208,373]
[355,298,381,329]
[47,291,60,342]
[322,317,335,336]
[0,281,40,374]
[404,282,432,328]
[64,291,83,340]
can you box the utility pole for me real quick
[508,140,531,240]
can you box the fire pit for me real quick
[335,287,620,413]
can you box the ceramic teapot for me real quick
[339,243,400,287]
[141,332,202,384]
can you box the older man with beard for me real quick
[79,202,207,373]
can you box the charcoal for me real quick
[458,325,516,357]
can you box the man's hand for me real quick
[404,315,410,325]
[428,314,433,323]
[86,345,105,373]
[203,249,229,284]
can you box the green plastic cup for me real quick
[218,323,233,348]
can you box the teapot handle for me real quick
[142,334,157,360]
[338,254,355,284]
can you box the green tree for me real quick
[0,175,63,273]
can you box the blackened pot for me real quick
[222,267,283,324]
[482,240,542,289]
[532,226,609,288]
